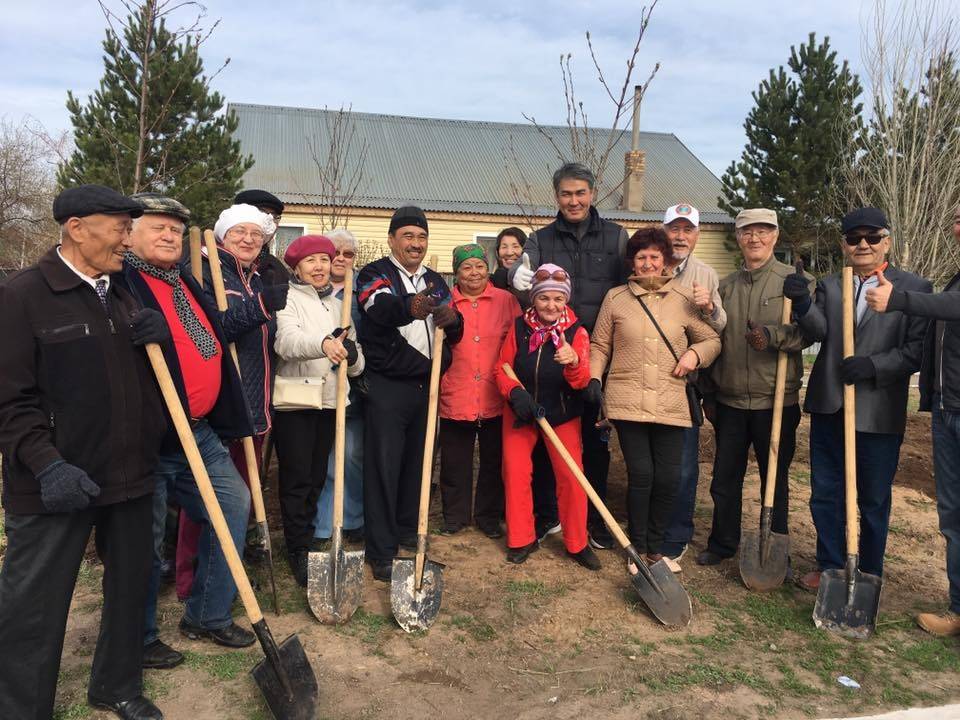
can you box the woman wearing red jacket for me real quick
[494,263,600,570]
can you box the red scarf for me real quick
[525,306,570,354]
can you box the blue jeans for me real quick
[809,411,903,577]
[144,420,251,643]
[660,425,700,556]
[313,408,365,537]
[932,395,960,613]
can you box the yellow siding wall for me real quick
[279,206,736,277]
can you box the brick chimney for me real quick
[620,85,646,212]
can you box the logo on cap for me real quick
[676,204,692,215]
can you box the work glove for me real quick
[840,356,876,384]
[406,286,435,320]
[330,327,359,366]
[259,283,289,313]
[432,303,461,330]
[745,320,771,352]
[508,387,542,426]
[583,378,604,407]
[512,253,535,292]
[129,308,170,346]
[37,460,101,513]
[782,260,812,317]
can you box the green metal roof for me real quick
[229,102,733,225]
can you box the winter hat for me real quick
[213,203,277,241]
[389,205,429,234]
[283,235,336,269]
[452,243,487,273]
[529,263,571,300]
[234,189,284,215]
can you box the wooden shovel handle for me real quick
[332,272,353,530]
[842,266,858,551]
[189,227,202,285]
[146,343,263,624]
[416,327,445,582]
[761,296,793,509]
[501,363,631,550]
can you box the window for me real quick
[474,234,499,269]
[273,225,306,255]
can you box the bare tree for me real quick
[840,0,960,285]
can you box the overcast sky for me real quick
[2,0,949,177]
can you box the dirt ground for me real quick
[20,390,960,720]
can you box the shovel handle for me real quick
[501,364,631,551]
[842,266,858,552]
[189,227,203,285]
[332,272,354,531]
[761,296,792,510]
[416,327,445,586]
[146,343,264,625]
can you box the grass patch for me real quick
[504,579,567,600]
[52,704,91,720]
[335,608,392,644]
[896,637,960,672]
[450,613,497,642]
[777,662,818,697]
[644,662,773,696]
[183,649,259,680]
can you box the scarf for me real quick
[525,305,569,354]
[125,252,219,360]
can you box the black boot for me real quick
[506,541,539,564]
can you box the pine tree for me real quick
[58,0,252,229]
[719,33,863,271]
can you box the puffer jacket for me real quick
[274,280,364,410]
[590,275,721,427]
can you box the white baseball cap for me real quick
[663,203,700,227]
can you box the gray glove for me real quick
[37,461,101,512]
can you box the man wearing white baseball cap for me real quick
[658,203,727,563]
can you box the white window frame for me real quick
[272,224,307,255]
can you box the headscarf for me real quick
[452,243,487,273]
[524,305,571,354]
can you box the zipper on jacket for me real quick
[940,323,946,410]
[534,345,543,403]
[42,322,91,337]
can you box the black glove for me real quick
[432,303,460,330]
[745,320,771,352]
[840,356,876,384]
[260,283,289,313]
[782,260,812,317]
[130,308,170,346]
[330,327,359,366]
[37,460,101,512]
[583,378,604,407]
[508,387,541,426]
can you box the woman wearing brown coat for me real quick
[587,228,721,572]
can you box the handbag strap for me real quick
[635,293,681,364]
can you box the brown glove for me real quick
[745,320,771,352]
[406,286,434,320]
[432,303,460,329]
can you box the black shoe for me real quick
[440,523,464,536]
[142,639,184,669]
[506,541,539,564]
[344,526,365,543]
[477,521,504,539]
[535,518,561,542]
[89,694,163,720]
[399,535,426,553]
[287,549,308,587]
[309,537,330,552]
[370,559,392,582]
[696,549,726,566]
[567,545,602,571]
[588,523,614,550]
[178,618,255,648]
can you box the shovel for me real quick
[739,293,793,591]
[145,344,318,720]
[391,326,446,632]
[501,364,692,628]
[308,271,365,624]
[204,230,281,616]
[813,265,883,639]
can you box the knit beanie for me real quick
[529,263,571,300]
[389,205,428,234]
[214,204,277,241]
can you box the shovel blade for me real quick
[813,568,883,639]
[250,632,318,720]
[307,548,365,625]
[739,529,790,592]
[629,558,692,628]
[390,557,445,633]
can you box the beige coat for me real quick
[590,275,721,427]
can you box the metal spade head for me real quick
[813,565,883,640]
[739,528,790,592]
[625,546,692,628]
[249,625,318,720]
[390,556,445,633]
[307,544,365,625]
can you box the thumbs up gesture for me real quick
[553,332,579,366]
[782,258,812,316]
[691,282,714,314]
[513,253,535,291]
[865,268,893,313]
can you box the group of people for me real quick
[0,161,958,720]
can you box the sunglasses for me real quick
[533,269,569,282]
[335,249,356,259]
[844,232,887,246]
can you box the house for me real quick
[229,102,735,275]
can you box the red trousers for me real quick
[502,408,588,553]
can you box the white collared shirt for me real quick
[57,246,110,293]
[388,254,435,359]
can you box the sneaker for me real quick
[477,521,504,539]
[695,549,726,566]
[506,541,539,564]
[567,545,602,571]
[369,559,392,582]
[917,610,960,637]
[178,618,255,648]
[659,555,682,574]
[588,523,614,550]
[664,544,687,562]
[142,638,184,669]
[797,570,820,593]
[535,519,561,542]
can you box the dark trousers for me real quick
[531,440,558,526]
[0,494,153,719]
[809,411,903,576]
[439,416,504,528]
[363,372,428,563]
[614,421,685,554]
[582,398,611,528]
[932,395,960,612]
[661,425,701,556]
[706,402,800,558]
[273,408,336,552]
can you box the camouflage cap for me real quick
[130,192,191,223]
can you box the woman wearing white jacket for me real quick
[274,234,364,586]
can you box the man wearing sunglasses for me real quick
[796,207,931,593]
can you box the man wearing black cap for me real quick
[235,188,290,281]
[0,185,169,719]
[357,205,464,580]
[793,207,931,593]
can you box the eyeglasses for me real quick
[844,232,887,246]
[738,228,775,240]
[533,269,569,282]
[225,228,265,243]
[335,249,356,259]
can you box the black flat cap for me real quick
[53,184,144,224]
[235,189,284,214]
[131,192,191,223]
[389,205,428,234]
[842,207,889,233]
